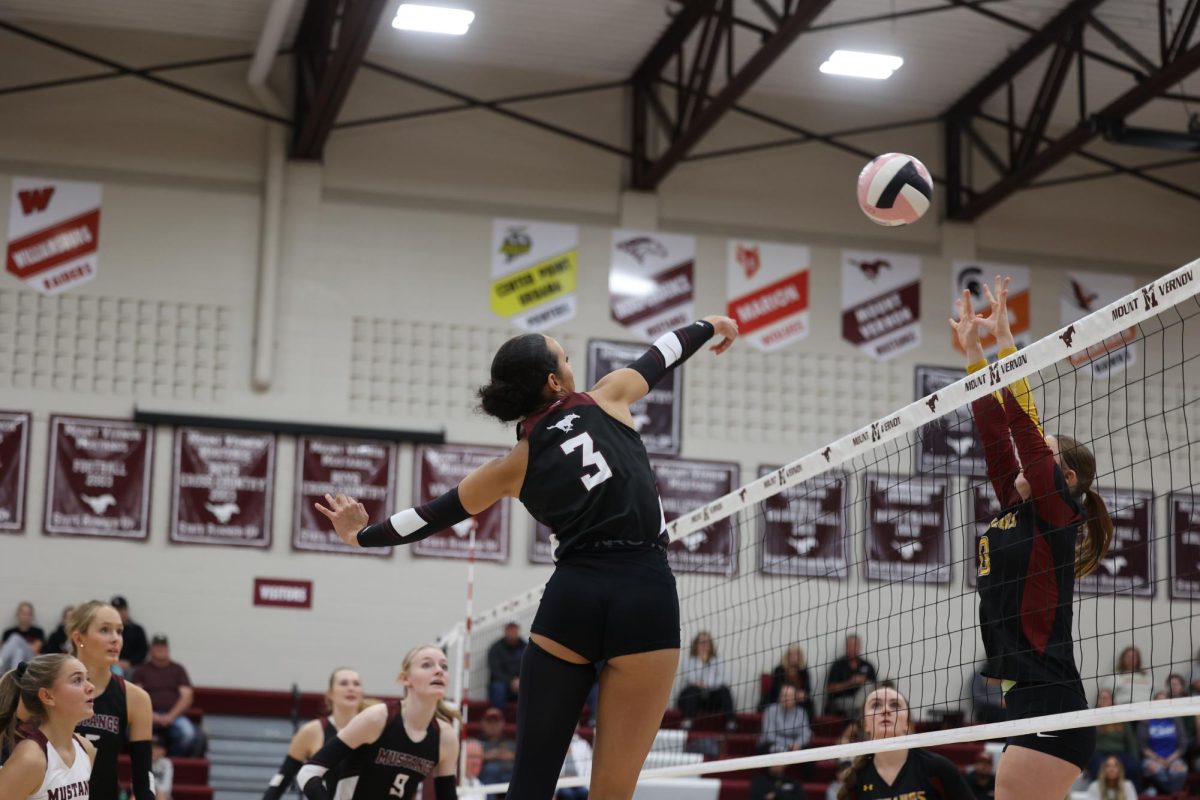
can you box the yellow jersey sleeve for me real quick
[996,345,1043,434]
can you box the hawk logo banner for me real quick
[841,250,922,361]
[1061,269,1137,378]
[757,466,848,578]
[610,229,696,341]
[654,457,740,577]
[490,219,579,332]
[950,262,1031,356]
[863,473,951,584]
[726,239,810,352]
[7,177,101,295]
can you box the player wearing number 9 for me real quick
[316,314,738,800]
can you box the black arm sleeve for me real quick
[357,487,470,548]
[262,755,304,800]
[627,320,715,389]
[129,740,154,800]
[434,776,457,800]
[299,737,354,800]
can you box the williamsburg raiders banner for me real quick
[293,437,397,557]
[490,219,579,331]
[171,428,275,547]
[758,466,848,578]
[967,482,1004,587]
[914,366,986,476]
[951,262,1031,356]
[726,239,810,351]
[1078,489,1154,597]
[1061,270,1138,378]
[7,177,101,294]
[1169,493,1200,600]
[610,229,695,341]
[0,411,29,533]
[45,416,153,539]
[587,339,681,455]
[841,250,921,361]
[654,457,739,576]
[863,473,951,584]
[412,444,510,562]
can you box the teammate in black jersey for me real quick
[68,601,155,800]
[297,645,459,800]
[837,687,973,800]
[262,667,374,800]
[952,276,1113,800]
[316,314,739,799]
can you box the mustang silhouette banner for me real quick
[411,443,511,562]
[758,465,848,578]
[293,436,396,557]
[654,457,740,577]
[170,427,275,547]
[863,473,951,584]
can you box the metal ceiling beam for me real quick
[631,0,836,190]
[291,0,389,160]
[0,52,258,97]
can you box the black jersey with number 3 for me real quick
[76,674,129,800]
[519,393,665,558]
[846,749,974,800]
[335,703,439,800]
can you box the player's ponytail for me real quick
[1056,434,1115,577]
[477,334,560,422]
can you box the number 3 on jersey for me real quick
[561,432,613,491]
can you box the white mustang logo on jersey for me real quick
[548,413,581,433]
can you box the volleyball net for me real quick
[444,259,1200,793]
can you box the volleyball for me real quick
[856,152,933,226]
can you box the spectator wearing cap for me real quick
[112,595,150,670]
[132,633,197,756]
[487,622,526,712]
[478,707,516,793]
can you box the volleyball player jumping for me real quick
[317,315,739,799]
[951,276,1113,800]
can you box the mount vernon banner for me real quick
[951,262,1031,356]
[490,219,578,331]
[293,437,397,557]
[0,411,29,533]
[1061,269,1138,379]
[412,444,511,562]
[587,339,681,455]
[45,416,152,539]
[758,465,848,578]
[610,230,695,341]
[171,428,275,547]
[653,457,739,576]
[726,239,810,352]
[841,250,921,361]
[863,473,951,584]
[7,177,101,295]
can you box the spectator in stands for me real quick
[3,601,45,646]
[1086,755,1137,800]
[824,634,877,718]
[970,659,1005,724]
[1137,691,1188,796]
[1166,673,1188,699]
[1089,688,1142,788]
[131,634,196,756]
[112,596,149,671]
[478,707,516,793]
[487,622,525,712]
[764,645,815,722]
[43,605,73,655]
[151,735,173,800]
[460,739,486,799]
[677,630,737,731]
[759,685,812,754]
[1164,673,1197,758]
[751,763,809,800]
[556,727,591,800]
[964,753,995,800]
[1111,645,1153,705]
[0,623,39,673]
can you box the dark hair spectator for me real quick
[111,596,150,670]
[486,622,526,712]
[677,631,736,731]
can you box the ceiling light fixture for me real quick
[392,4,475,35]
[819,50,904,80]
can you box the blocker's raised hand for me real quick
[315,493,369,547]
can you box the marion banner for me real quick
[863,473,951,584]
[654,457,739,576]
[171,428,275,547]
[842,250,921,361]
[491,219,579,332]
[0,411,30,533]
[1061,270,1138,379]
[726,239,810,351]
[758,466,848,578]
[7,177,101,294]
[610,230,695,341]
[951,262,1030,356]
[412,444,511,562]
[587,339,681,455]
[293,437,397,557]
[1077,488,1155,597]
[45,416,153,539]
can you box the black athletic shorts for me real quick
[1003,681,1096,770]
[530,545,680,663]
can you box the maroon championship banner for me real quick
[653,457,739,576]
[411,444,510,562]
[1169,493,1200,600]
[170,428,275,548]
[966,481,1004,587]
[588,339,682,456]
[863,473,951,584]
[1078,488,1155,597]
[293,437,397,558]
[915,366,986,476]
[758,466,848,578]
[45,416,153,539]
[0,411,30,532]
